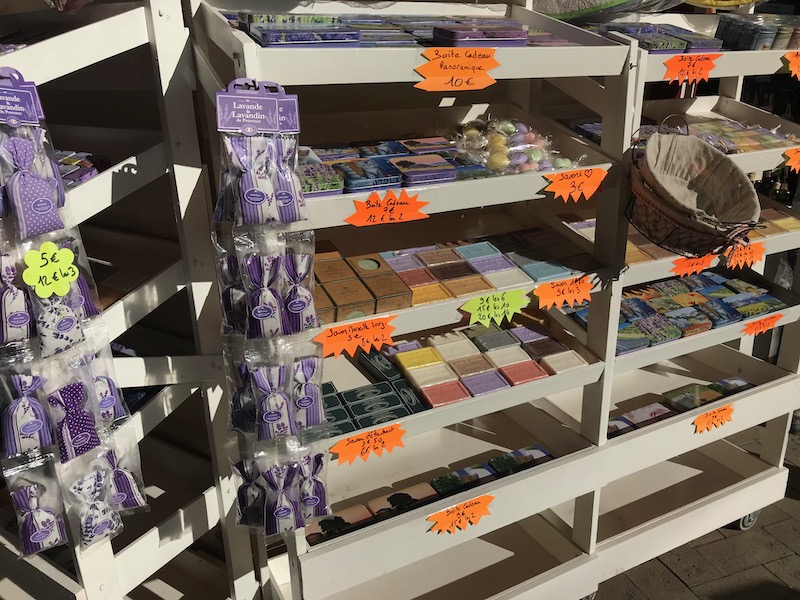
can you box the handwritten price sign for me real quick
[693,404,733,434]
[786,52,800,81]
[329,424,406,465]
[313,316,396,358]
[724,242,765,270]
[344,189,429,227]
[663,53,722,85]
[427,494,494,535]
[671,254,717,277]
[535,276,592,309]
[414,48,499,92]
[460,289,529,328]
[22,241,79,299]
[785,147,800,173]
[543,168,608,203]
[742,313,782,337]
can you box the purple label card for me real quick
[278,97,300,134]
[216,92,279,135]
[0,87,39,127]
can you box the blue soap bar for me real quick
[355,406,411,428]
[454,241,501,260]
[348,393,404,417]
[391,379,426,413]
[521,260,571,282]
[341,382,395,404]
[379,250,398,260]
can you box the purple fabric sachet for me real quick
[251,365,294,440]
[298,453,327,520]
[48,382,100,462]
[69,469,122,548]
[283,254,317,333]
[3,374,52,457]
[292,356,323,429]
[11,483,67,555]
[233,460,266,527]
[105,451,147,511]
[263,462,302,535]
[0,254,35,344]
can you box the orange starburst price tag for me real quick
[344,189,429,227]
[313,316,396,358]
[427,495,495,535]
[663,53,722,85]
[742,313,783,337]
[414,48,499,92]
[724,242,765,270]
[785,147,800,173]
[535,276,592,310]
[786,52,800,80]
[329,424,406,465]
[670,254,717,277]
[693,405,733,434]
[543,168,608,203]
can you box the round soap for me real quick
[509,152,527,166]
[517,162,534,172]
[523,132,539,144]
[463,127,482,141]
[515,122,529,134]
[487,152,511,170]
[553,157,573,169]
[508,132,525,145]
[488,143,509,155]
[497,120,516,135]
[525,148,545,162]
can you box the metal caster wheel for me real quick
[736,510,761,531]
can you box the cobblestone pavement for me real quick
[597,430,800,600]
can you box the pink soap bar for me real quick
[422,381,472,407]
[398,268,437,288]
[500,361,548,385]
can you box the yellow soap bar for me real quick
[442,275,495,298]
[412,283,453,305]
[394,347,444,371]
[773,217,800,232]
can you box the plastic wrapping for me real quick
[104,427,148,514]
[282,230,318,334]
[236,227,288,340]
[290,340,325,431]
[2,373,53,458]
[0,254,36,345]
[295,433,330,522]
[231,457,267,528]
[255,439,303,536]
[59,448,123,549]
[212,224,247,336]
[2,451,68,556]
[224,336,257,434]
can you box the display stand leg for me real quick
[143,1,262,598]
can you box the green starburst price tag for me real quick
[460,289,530,327]
[22,241,79,299]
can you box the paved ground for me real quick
[596,428,800,600]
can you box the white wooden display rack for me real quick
[0,1,257,599]
[188,1,800,600]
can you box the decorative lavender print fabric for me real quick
[69,469,122,548]
[36,301,84,358]
[292,356,323,430]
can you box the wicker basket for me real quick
[627,133,759,258]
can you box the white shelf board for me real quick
[121,383,199,443]
[541,346,800,479]
[1,6,150,85]
[207,3,627,85]
[642,48,791,82]
[102,261,186,340]
[68,143,169,226]
[641,96,800,174]
[117,486,220,595]
[315,269,605,339]
[325,362,604,447]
